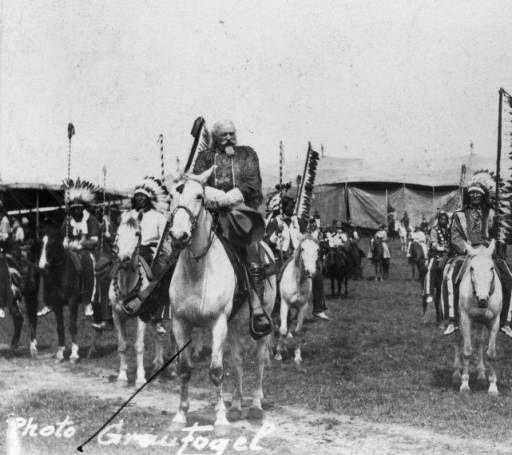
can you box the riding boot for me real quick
[248,262,272,340]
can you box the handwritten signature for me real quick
[12,417,275,454]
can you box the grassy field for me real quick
[2,237,512,454]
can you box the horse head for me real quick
[294,235,319,278]
[464,240,497,308]
[40,227,66,268]
[169,167,213,246]
[115,211,141,262]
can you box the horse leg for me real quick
[135,317,146,387]
[275,296,290,361]
[209,314,229,432]
[248,336,269,421]
[69,296,80,363]
[459,312,472,393]
[476,324,486,384]
[26,293,39,357]
[10,298,23,350]
[112,309,128,382]
[452,334,462,386]
[191,327,205,362]
[487,317,500,396]
[152,322,165,374]
[344,276,348,298]
[227,323,243,422]
[171,317,193,429]
[54,304,66,362]
[293,301,308,370]
[330,277,335,297]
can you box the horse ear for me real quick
[464,241,478,257]
[192,166,216,185]
[487,239,496,257]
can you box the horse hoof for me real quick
[135,379,146,388]
[274,353,282,361]
[488,384,499,396]
[247,406,264,421]
[227,407,242,422]
[451,371,461,386]
[70,357,79,365]
[117,373,128,383]
[459,384,471,393]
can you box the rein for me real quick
[470,267,496,301]
[171,201,215,261]
[112,220,144,301]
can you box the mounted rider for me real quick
[424,211,450,304]
[265,184,301,263]
[119,176,174,333]
[192,120,272,339]
[443,171,512,337]
[408,226,429,259]
[0,201,11,318]
[370,224,391,259]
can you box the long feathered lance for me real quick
[66,123,75,240]
[495,87,512,249]
[158,134,165,181]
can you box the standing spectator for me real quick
[13,218,24,243]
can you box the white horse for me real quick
[453,240,502,395]
[275,235,320,367]
[168,169,276,432]
[396,222,408,252]
[109,212,170,386]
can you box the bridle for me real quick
[170,196,215,261]
[469,265,495,303]
[112,220,144,301]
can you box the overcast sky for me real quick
[1,0,512,189]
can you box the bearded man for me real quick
[192,120,272,339]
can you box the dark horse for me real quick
[39,228,82,362]
[0,247,40,353]
[408,240,427,283]
[371,239,389,281]
[323,247,349,297]
[423,255,445,324]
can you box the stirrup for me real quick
[249,310,272,340]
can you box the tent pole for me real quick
[36,189,40,240]
[385,187,389,225]
[432,186,435,216]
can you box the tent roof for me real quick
[261,153,496,190]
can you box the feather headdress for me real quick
[467,170,495,197]
[62,178,98,207]
[133,176,170,212]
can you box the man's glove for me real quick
[204,186,244,209]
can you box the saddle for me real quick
[214,226,275,321]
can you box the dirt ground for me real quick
[2,356,510,455]
[3,239,512,454]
